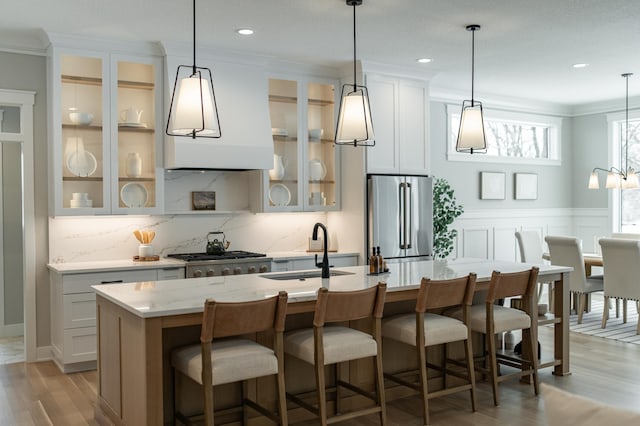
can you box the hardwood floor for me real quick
[1,326,639,425]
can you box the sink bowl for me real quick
[260,270,354,280]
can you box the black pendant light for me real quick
[588,73,639,189]
[456,24,487,154]
[335,0,375,147]
[166,0,221,139]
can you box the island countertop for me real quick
[91,258,572,319]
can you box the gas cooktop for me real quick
[167,251,267,262]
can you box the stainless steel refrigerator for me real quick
[367,174,433,262]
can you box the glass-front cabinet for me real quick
[252,76,340,212]
[48,42,163,216]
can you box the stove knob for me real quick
[259,265,268,273]
[222,268,231,276]
[234,267,242,275]
[192,269,203,278]
[248,266,257,274]
[206,268,215,277]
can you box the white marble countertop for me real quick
[47,258,186,273]
[47,251,359,273]
[92,259,571,319]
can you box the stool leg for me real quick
[417,344,430,426]
[335,362,342,415]
[487,331,499,406]
[523,327,539,395]
[374,348,387,426]
[315,362,328,426]
[464,336,477,412]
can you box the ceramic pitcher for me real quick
[269,154,285,180]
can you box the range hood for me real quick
[163,44,273,170]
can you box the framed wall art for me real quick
[191,191,216,210]
[480,172,506,200]
[515,173,538,200]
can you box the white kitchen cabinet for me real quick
[271,253,358,272]
[365,74,430,175]
[47,36,164,216]
[49,266,184,373]
[250,76,341,212]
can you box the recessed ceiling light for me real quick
[572,63,588,68]
[417,58,432,64]
[236,28,254,36]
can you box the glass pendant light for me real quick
[335,0,375,147]
[166,0,221,139]
[588,73,638,189]
[456,24,487,154]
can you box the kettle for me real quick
[206,231,230,255]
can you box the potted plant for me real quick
[433,177,464,260]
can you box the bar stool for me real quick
[447,267,540,406]
[171,291,289,426]
[382,274,478,425]
[283,283,387,425]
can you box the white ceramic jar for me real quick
[126,152,142,177]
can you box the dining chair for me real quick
[382,274,477,425]
[515,231,553,308]
[598,238,640,333]
[171,291,289,426]
[611,232,640,240]
[545,236,604,324]
[283,283,387,426]
[446,267,540,406]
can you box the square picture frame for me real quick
[515,173,538,200]
[191,191,216,210]
[480,172,506,200]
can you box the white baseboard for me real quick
[35,345,52,362]
[0,323,23,338]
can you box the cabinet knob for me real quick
[248,266,257,274]
[222,268,231,276]
[259,265,269,273]
[206,268,215,277]
[234,267,242,275]
[192,269,203,278]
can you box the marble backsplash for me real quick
[48,211,334,263]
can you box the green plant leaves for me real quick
[433,177,464,259]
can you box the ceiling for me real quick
[3,0,640,107]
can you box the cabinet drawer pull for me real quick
[100,280,124,284]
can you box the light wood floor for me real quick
[1,326,639,425]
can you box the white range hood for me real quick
[163,44,273,170]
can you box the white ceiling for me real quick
[3,0,640,107]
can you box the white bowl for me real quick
[69,112,94,125]
[69,199,93,208]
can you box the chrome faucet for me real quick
[312,222,330,278]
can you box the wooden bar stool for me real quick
[447,267,540,406]
[283,283,387,425]
[382,274,478,426]
[171,291,289,426]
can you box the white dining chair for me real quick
[516,231,553,307]
[598,238,640,333]
[545,236,604,324]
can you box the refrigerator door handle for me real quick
[399,182,405,249]
[406,182,412,249]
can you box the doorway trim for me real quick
[0,88,35,361]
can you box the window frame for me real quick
[446,103,563,165]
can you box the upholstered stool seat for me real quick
[382,312,468,347]
[448,304,531,334]
[284,326,377,365]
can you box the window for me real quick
[446,104,563,165]
[613,113,640,232]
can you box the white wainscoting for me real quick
[452,208,609,261]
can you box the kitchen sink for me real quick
[260,269,355,280]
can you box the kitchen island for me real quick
[93,258,571,425]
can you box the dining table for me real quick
[543,252,602,277]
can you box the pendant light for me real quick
[335,0,375,147]
[588,73,638,189]
[456,24,487,154]
[166,0,221,139]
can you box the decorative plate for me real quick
[269,183,291,207]
[120,182,148,208]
